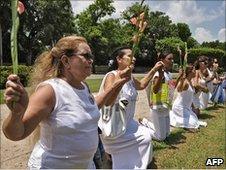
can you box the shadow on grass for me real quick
[153,129,186,151]
[147,157,157,169]
[164,129,186,146]
[205,105,225,111]
[198,113,215,120]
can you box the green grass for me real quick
[85,79,102,93]
[152,105,226,169]
[85,77,144,93]
[0,77,142,103]
[0,89,4,104]
[0,79,103,104]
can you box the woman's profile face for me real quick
[213,59,219,69]
[162,53,173,70]
[199,60,207,70]
[117,49,135,69]
[190,67,196,78]
[67,42,93,81]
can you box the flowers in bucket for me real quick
[11,0,25,74]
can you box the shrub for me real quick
[0,65,32,89]
[187,47,225,65]
[155,37,185,64]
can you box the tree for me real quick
[122,3,179,66]
[201,40,226,51]
[176,23,191,42]
[155,37,185,64]
[74,0,116,70]
[187,36,199,49]
[1,0,75,65]
[188,47,225,65]
[0,0,11,64]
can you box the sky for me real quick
[70,0,226,44]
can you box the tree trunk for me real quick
[92,60,96,74]
[27,51,32,65]
[0,23,2,65]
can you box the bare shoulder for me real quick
[31,84,55,102]
[105,72,116,83]
[104,72,116,90]
[28,84,55,115]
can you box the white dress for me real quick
[28,78,100,169]
[193,77,206,109]
[98,71,153,169]
[170,84,200,128]
[199,69,213,109]
[146,71,172,141]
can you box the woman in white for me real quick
[3,36,130,169]
[192,56,210,116]
[196,56,214,109]
[170,65,207,129]
[98,47,164,169]
[145,50,174,141]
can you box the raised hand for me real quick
[118,65,133,82]
[153,61,165,72]
[4,74,28,115]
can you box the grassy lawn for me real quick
[0,79,103,104]
[85,79,102,93]
[0,89,4,104]
[0,76,143,104]
[152,105,226,169]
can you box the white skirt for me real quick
[199,92,209,109]
[148,108,170,141]
[170,106,200,129]
[101,120,153,169]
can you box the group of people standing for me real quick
[3,35,225,169]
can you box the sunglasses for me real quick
[75,52,94,60]
[64,49,94,60]
[199,60,208,64]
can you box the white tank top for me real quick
[173,83,194,108]
[99,70,138,123]
[28,78,100,169]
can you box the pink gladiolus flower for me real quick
[17,1,25,14]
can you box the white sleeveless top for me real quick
[98,71,153,169]
[170,83,200,128]
[28,78,100,169]
[98,71,139,152]
[173,83,194,108]
[99,71,138,125]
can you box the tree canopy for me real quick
[1,0,225,69]
[1,0,75,65]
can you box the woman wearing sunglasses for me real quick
[193,56,214,115]
[2,35,131,169]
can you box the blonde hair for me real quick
[29,35,87,146]
[29,35,87,89]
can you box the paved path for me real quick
[88,73,146,79]
[88,73,179,79]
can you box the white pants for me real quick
[112,141,152,169]
[149,108,170,141]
